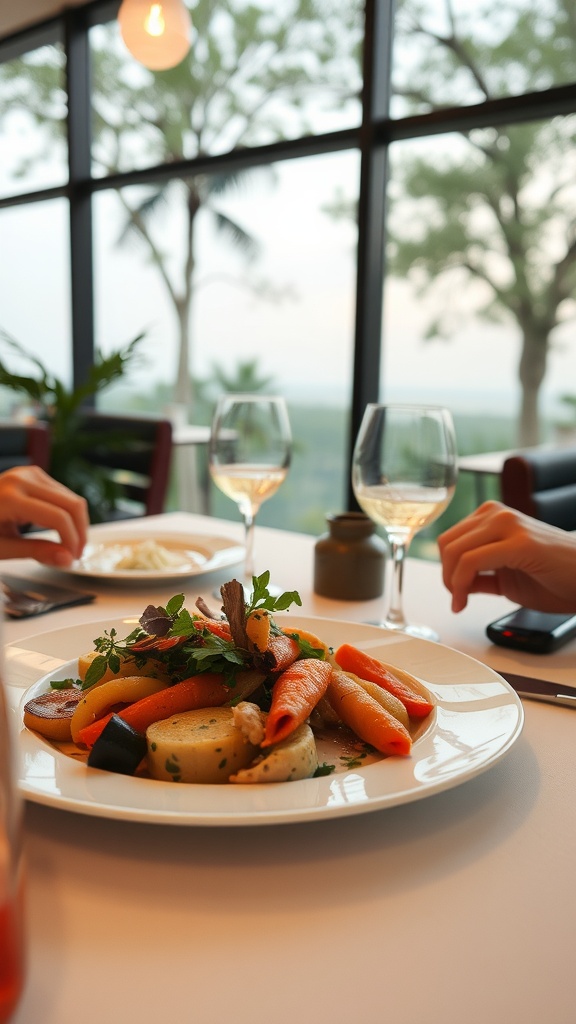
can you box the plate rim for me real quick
[63,529,245,581]
[9,613,524,826]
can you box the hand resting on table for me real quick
[438,500,576,614]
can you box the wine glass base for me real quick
[363,620,440,643]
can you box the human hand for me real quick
[0,466,89,566]
[437,500,576,614]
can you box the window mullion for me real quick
[347,0,394,509]
[65,6,95,394]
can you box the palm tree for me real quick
[208,358,275,397]
[114,172,261,411]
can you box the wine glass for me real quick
[352,403,458,641]
[209,394,292,595]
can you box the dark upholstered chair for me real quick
[0,421,51,473]
[78,411,173,520]
[501,447,576,530]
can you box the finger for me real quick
[0,537,75,567]
[448,540,525,612]
[4,493,87,560]
[450,572,501,612]
[437,501,502,551]
[439,509,518,592]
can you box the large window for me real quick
[0,199,72,407]
[0,0,575,540]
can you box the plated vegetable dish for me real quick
[23,572,435,785]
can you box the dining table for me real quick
[4,510,576,1024]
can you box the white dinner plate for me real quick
[6,614,524,826]
[60,528,244,582]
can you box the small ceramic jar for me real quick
[314,512,386,600]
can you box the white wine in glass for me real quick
[209,394,292,593]
[352,403,458,640]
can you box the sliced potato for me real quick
[78,650,170,686]
[71,675,169,744]
[24,688,84,742]
[147,707,259,784]
[230,722,318,784]
[342,671,409,729]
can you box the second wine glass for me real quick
[352,403,458,640]
[209,394,292,593]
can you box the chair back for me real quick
[0,421,51,473]
[501,447,576,530]
[79,411,173,519]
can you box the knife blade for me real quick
[499,670,576,708]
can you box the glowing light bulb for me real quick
[145,5,166,37]
[118,0,192,71]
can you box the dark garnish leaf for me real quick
[314,762,336,777]
[139,603,172,636]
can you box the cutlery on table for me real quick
[499,670,576,709]
[0,574,95,619]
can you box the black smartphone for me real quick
[486,607,576,654]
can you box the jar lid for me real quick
[326,512,375,539]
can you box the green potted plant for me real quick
[0,329,145,521]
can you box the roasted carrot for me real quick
[262,658,332,747]
[266,633,301,672]
[334,643,434,718]
[76,672,231,748]
[327,669,412,757]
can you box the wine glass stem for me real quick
[243,511,255,583]
[385,539,408,629]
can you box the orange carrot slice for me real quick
[266,633,301,672]
[327,669,412,757]
[334,644,434,718]
[262,658,332,747]
[76,672,231,748]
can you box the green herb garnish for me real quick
[50,677,82,690]
[246,571,302,615]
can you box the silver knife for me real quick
[499,670,576,708]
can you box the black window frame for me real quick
[1,0,575,509]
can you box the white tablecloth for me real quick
[5,512,576,1024]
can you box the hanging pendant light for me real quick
[118,0,192,71]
